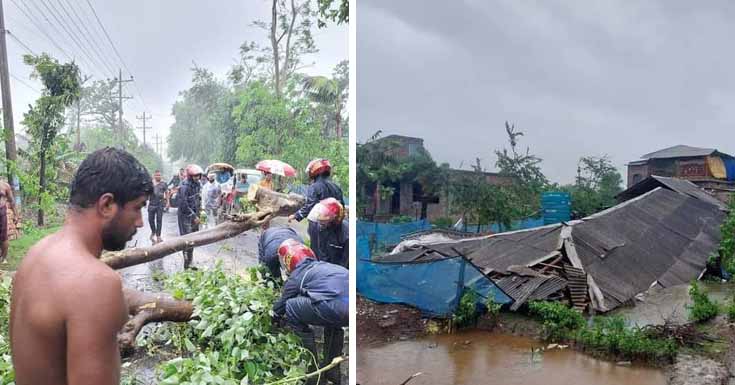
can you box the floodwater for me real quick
[357,330,666,385]
[612,281,735,326]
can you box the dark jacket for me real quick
[314,220,349,268]
[148,181,168,211]
[178,179,201,220]
[293,175,344,221]
[272,259,348,317]
[258,227,304,265]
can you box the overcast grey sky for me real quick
[5,0,346,160]
[357,1,735,184]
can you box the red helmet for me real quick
[306,159,331,179]
[307,197,344,225]
[278,239,316,273]
[186,164,204,177]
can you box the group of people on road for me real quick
[5,147,349,385]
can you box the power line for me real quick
[10,73,41,94]
[59,0,116,76]
[8,0,71,60]
[6,30,36,55]
[83,0,148,111]
[35,0,106,78]
[54,0,115,78]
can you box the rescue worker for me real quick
[177,164,203,269]
[257,226,303,282]
[272,239,347,385]
[307,198,349,268]
[288,159,344,257]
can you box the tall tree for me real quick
[562,155,623,217]
[22,54,81,225]
[233,0,317,98]
[495,121,548,217]
[301,60,348,138]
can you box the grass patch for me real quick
[1,224,61,271]
[687,281,719,323]
[529,301,678,364]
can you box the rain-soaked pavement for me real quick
[357,330,666,385]
[119,207,313,383]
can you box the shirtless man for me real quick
[9,147,153,385]
[0,179,19,263]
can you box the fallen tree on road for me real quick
[114,186,305,353]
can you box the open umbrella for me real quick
[255,159,297,177]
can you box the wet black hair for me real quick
[69,147,153,209]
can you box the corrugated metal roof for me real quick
[641,145,716,159]
[616,175,728,210]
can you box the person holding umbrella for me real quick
[256,159,298,192]
[288,159,344,257]
[272,239,347,385]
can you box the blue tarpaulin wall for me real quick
[724,158,735,182]
[357,255,512,316]
[357,219,432,248]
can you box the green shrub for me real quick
[452,289,478,327]
[389,215,414,224]
[528,301,585,340]
[574,316,677,363]
[0,276,14,385]
[726,295,735,322]
[687,281,719,323]
[485,296,502,317]
[432,217,454,229]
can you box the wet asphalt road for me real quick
[119,207,309,291]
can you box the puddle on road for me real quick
[357,330,666,385]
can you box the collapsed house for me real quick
[374,182,727,313]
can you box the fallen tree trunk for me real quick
[114,187,305,352]
[119,287,195,355]
[103,187,305,270]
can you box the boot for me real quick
[294,329,320,385]
[322,328,344,385]
[183,250,193,269]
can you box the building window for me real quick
[632,174,642,184]
[408,142,419,156]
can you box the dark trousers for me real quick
[177,214,199,268]
[308,220,319,255]
[286,296,346,384]
[148,208,163,237]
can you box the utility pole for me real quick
[0,0,20,210]
[112,69,132,148]
[75,75,92,151]
[153,133,162,156]
[136,112,151,146]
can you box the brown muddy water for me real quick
[357,330,666,385]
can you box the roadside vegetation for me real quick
[529,301,678,364]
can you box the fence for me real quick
[357,254,512,316]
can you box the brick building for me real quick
[360,134,512,221]
[626,145,735,202]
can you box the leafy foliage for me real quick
[316,0,348,27]
[0,276,13,385]
[528,301,585,341]
[687,281,719,323]
[154,264,310,385]
[574,316,677,363]
[554,155,623,218]
[719,197,735,274]
[452,289,478,328]
[21,53,81,225]
[530,301,677,363]
[726,295,735,322]
[494,122,548,217]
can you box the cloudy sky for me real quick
[5,0,346,159]
[357,1,735,184]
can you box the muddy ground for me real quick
[120,209,348,384]
[357,295,735,385]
